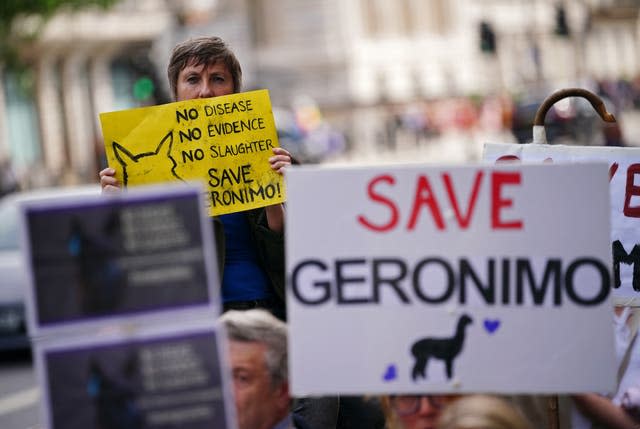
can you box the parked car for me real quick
[0,185,100,351]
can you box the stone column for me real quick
[0,66,9,162]
[89,45,119,170]
[351,106,385,157]
[619,24,638,79]
[36,52,67,183]
[61,50,95,183]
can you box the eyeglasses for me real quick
[390,395,450,416]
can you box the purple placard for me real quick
[21,184,219,334]
[39,329,234,429]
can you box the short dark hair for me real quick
[167,36,242,99]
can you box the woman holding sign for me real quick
[99,36,291,320]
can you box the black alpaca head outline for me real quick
[111,131,181,186]
[410,313,473,381]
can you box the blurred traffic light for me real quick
[133,76,155,101]
[555,5,570,37]
[479,21,496,54]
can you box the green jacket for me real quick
[211,208,286,302]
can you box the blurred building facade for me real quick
[1,0,639,186]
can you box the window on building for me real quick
[111,61,137,110]
[362,0,382,37]
[361,0,450,38]
[248,0,269,47]
[248,0,327,48]
[3,70,42,174]
[406,0,450,35]
[431,0,450,34]
[399,0,414,36]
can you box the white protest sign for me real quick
[484,143,640,306]
[286,163,614,395]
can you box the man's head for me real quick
[219,310,290,429]
[167,36,242,100]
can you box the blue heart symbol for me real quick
[382,364,397,381]
[483,319,501,334]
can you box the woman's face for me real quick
[176,59,235,101]
[392,395,453,429]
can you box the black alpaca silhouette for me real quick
[410,314,473,381]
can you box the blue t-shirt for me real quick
[219,212,272,302]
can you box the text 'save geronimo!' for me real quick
[100,89,285,216]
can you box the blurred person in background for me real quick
[572,393,640,429]
[570,306,640,429]
[435,395,533,429]
[219,309,310,429]
[380,394,461,429]
[99,36,291,320]
[0,159,19,197]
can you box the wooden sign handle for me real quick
[532,88,616,144]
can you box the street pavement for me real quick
[0,351,40,429]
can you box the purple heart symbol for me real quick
[382,364,397,381]
[483,319,501,334]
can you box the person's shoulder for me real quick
[292,412,313,429]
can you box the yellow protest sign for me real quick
[99,89,285,216]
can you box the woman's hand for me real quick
[269,147,291,174]
[264,147,292,231]
[99,168,121,195]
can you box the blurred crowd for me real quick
[274,75,640,165]
[374,76,640,154]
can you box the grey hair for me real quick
[219,309,288,387]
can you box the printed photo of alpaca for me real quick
[410,314,473,381]
[86,355,142,429]
[44,331,230,429]
[68,213,126,315]
[111,131,181,186]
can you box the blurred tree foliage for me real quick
[0,0,119,67]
